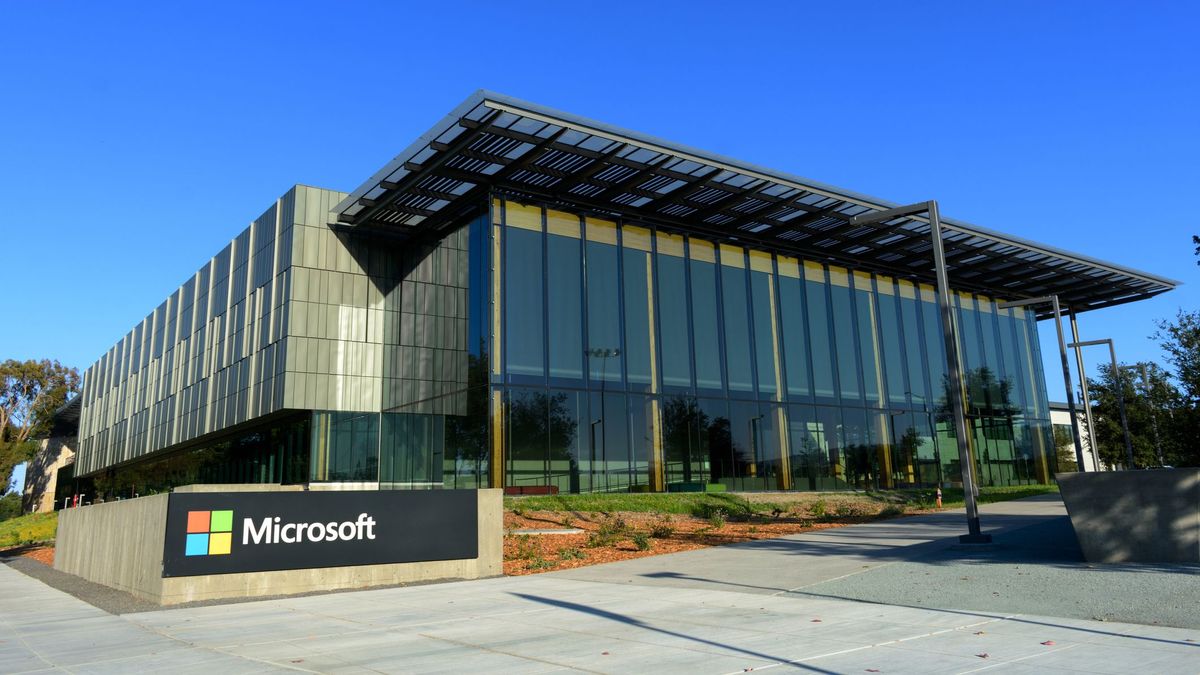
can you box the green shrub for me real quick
[586,531,619,548]
[632,532,651,551]
[513,534,539,560]
[596,516,628,538]
[0,494,22,522]
[707,508,727,529]
[527,556,557,570]
[878,504,906,518]
[650,517,675,539]
[808,499,827,518]
[558,546,586,560]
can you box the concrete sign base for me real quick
[1057,470,1199,563]
[54,485,502,605]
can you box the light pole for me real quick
[1066,338,1135,470]
[586,348,620,492]
[1140,364,1165,466]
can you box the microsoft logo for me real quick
[185,510,233,556]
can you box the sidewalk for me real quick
[2,496,1197,674]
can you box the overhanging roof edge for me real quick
[335,90,1181,293]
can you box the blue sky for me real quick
[2,1,1197,405]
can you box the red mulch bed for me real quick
[502,509,919,576]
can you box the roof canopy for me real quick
[335,91,1177,318]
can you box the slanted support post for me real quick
[852,200,990,543]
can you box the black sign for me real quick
[162,490,478,577]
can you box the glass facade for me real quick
[78,191,1058,498]
[489,197,1057,493]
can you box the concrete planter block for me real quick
[1057,469,1200,563]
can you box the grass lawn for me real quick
[506,484,1059,518]
[0,511,58,549]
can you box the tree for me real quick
[1086,362,1185,468]
[1052,424,1077,472]
[0,360,80,492]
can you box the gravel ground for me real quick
[797,516,1200,629]
[0,554,461,615]
[0,555,161,614]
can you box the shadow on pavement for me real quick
[509,592,840,672]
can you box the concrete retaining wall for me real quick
[1058,470,1200,563]
[55,487,504,604]
[54,493,169,600]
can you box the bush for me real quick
[586,530,620,548]
[632,532,651,551]
[527,556,557,570]
[513,534,539,560]
[808,499,827,518]
[878,504,906,518]
[650,517,675,539]
[558,546,586,560]
[707,508,727,529]
[0,493,21,522]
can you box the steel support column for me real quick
[1050,297,1087,471]
[851,201,989,543]
[1069,311,1099,470]
[929,202,990,543]
[1109,342,1136,470]
[1069,338,1137,470]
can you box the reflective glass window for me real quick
[920,284,948,409]
[656,233,692,389]
[720,245,754,394]
[898,281,928,406]
[507,387,548,488]
[548,389,587,493]
[504,204,544,378]
[627,394,656,490]
[749,251,781,400]
[589,391,629,492]
[622,226,656,389]
[853,271,884,407]
[689,240,724,393]
[805,262,836,401]
[697,397,731,488]
[875,276,908,406]
[546,210,584,381]
[662,394,706,486]
[829,266,861,403]
[777,257,812,399]
[585,218,623,384]
[841,407,875,489]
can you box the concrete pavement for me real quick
[2,495,1197,673]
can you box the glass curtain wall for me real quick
[491,197,1056,493]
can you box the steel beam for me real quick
[929,200,990,544]
[1070,311,1100,471]
[1069,338,1136,469]
[998,296,1087,471]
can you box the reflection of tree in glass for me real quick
[707,415,732,483]
[937,367,1020,419]
[506,391,578,462]
[661,396,708,482]
[444,350,490,473]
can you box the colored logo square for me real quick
[209,510,233,532]
[186,511,210,534]
[185,533,210,556]
[208,532,232,555]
